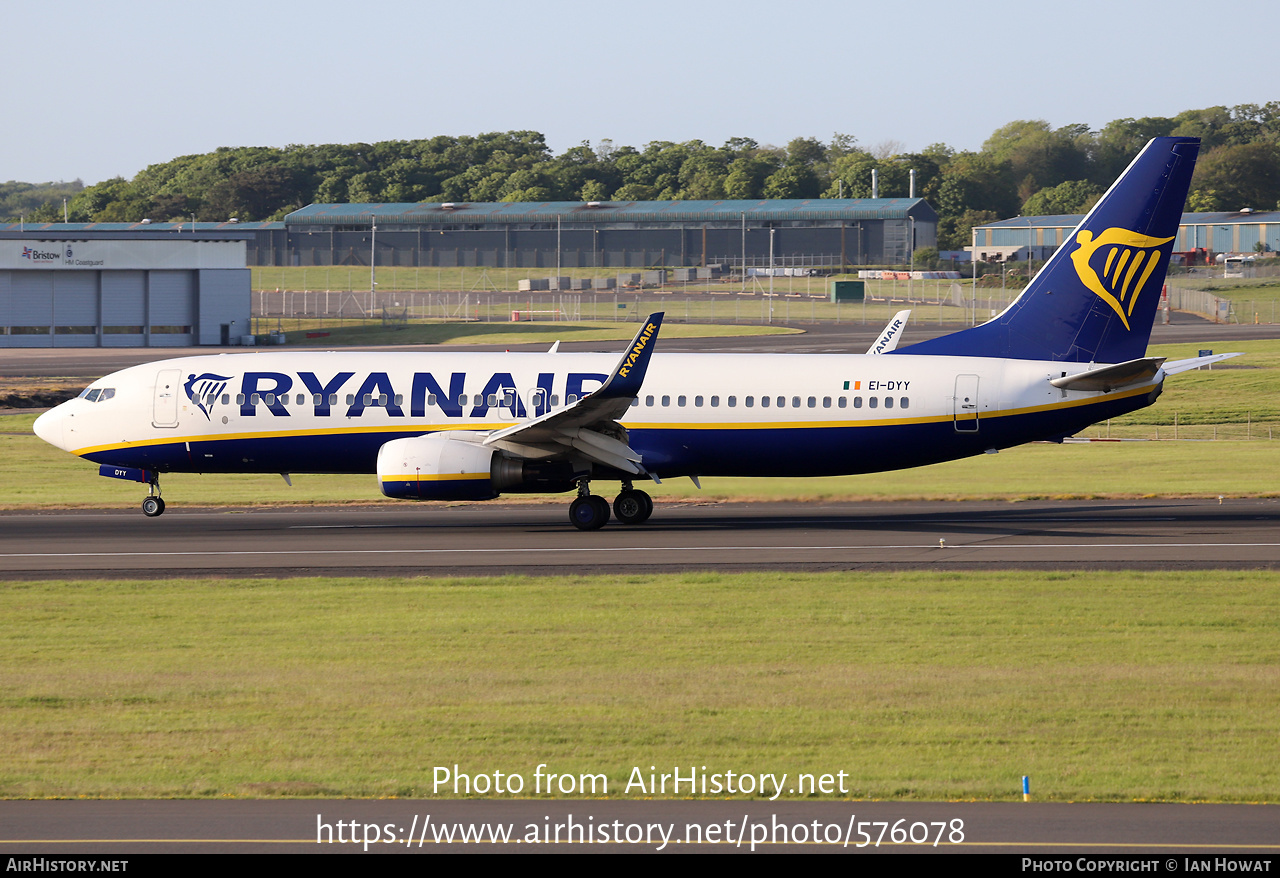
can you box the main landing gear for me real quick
[568,480,653,530]
[141,474,166,517]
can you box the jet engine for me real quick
[376,432,576,501]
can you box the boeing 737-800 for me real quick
[34,137,1236,529]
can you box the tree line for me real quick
[7,103,1280,250]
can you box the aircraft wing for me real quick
[481,313,664,475]
[868,310,911,354]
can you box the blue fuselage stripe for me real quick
[82,392,1150,479]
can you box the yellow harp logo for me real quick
[1069,228,1174,331]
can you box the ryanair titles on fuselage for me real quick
[189,369,610,421]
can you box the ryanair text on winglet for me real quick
[617,321,658,379]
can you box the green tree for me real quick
[1091,116,1175,183]
[1190,142,1280,211]
[983,119,1090,198]
[1021,179,1103,215]
[762,164,820,199]
[724,154,778,199]
[934,153,1018,219]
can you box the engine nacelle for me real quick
[377,432,499,500]
[377,432,577,501]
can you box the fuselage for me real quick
[34,349,1162,482]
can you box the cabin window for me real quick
[793,396,801,408]
[567,394,578,404]
[473,394,483,406]
[264,393,275,406]
[694,396,703,407]
[662,395,670,407]
[744,396,753,407]
[677,395,686,407]
[457,394,466,407]
[838,397,847,408]
[884,397,894,409]
[711,396,720,407]
[727,396,736,407]
[823,397,832,408]
[853,397,862,409]
[760,396,769,408]
[807,397,816,408]
[251,393,262,405]
[868,397,878,409]
[646,395,654,406]
[427,393,437,406]
[329,394,338,406]
[378,394,388,406]
[346,394,355,405]
[237,394,245,405]
[900,397,909,409]
[487,394,498,407]
[221,394,230,405]
[550,395,560,406]
[362,394,372,406]
[778,396,786,408]
[395,394,403,406]
[630,398,639,406]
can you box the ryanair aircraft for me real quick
[34,137,1236,529]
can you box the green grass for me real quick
[2,571,1276,801]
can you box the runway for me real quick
[3,498,1279,579]
[2,799,1277,854]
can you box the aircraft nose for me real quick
[33,404,69,451]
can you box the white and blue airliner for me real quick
[34,137,1236,529]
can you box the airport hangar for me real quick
[0,227,253,348]
[249,197,939,270]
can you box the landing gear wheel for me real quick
[141,496,166,517]
[614,489,653,524]
[569,495,610,531]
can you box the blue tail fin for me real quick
[898,136,1200,363]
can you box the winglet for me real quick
[592,313,664,400]
[868,309,911,354]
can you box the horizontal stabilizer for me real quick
[1162,352,1243,375]
[1049,358,1165,392]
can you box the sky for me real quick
[4,0,1273,185]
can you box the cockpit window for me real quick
[77,387,114,402]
